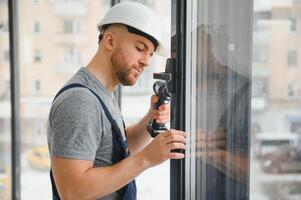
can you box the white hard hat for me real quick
[97,2,168,57]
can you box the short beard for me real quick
[111,47,137,86]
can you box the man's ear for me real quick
[103,31,115,51]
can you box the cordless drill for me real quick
[147,72,171,137]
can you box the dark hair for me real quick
[98,24,110,44]
[98,34,102,44]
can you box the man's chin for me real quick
[120,79,137,86]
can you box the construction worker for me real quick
[47,2,186,200]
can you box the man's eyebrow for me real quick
[136,41,148,49]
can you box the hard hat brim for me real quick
[97,22,168,57]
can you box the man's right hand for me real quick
[52,129,186,199]
[140,129,186,168]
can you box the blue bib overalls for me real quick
[50,83,137,200]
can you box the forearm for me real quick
[59,152,150,200]
[54,129,186,200]
[126,108,153,154]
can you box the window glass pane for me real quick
[18,1,110,199]
[120,1,171,199]
[0,0,12,199]
[251,1,301,199]
[187,0,253,199]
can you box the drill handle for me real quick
[155,94,170,125]
[147,95,169,137]
[155,95,167,110]
[153,95,164,126]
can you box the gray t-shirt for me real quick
[47,67,125,200]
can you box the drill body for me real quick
[147,75,171,137]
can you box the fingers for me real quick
[158,103,170,111]
[151,95,159,104]
[163,129,186,159]
[164,132,186,144]
[163,129,186,139]
[167,142,186,150]
[151,95,170,109]
[150,94,170,123]
[153,104,170,123]
[152,109,170,123]
[166,135,186,144]
[169,152,185,159]
[150,95,162,110]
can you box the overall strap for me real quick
[53,83,116,125]
[50,170,61,200]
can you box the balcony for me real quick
[52,0,88,16]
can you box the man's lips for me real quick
[133,66,142,76]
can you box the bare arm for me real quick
[52,129,186,200]
[52,151,147,200]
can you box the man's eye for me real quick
[136,46,144,52]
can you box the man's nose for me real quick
[138,54,151,67]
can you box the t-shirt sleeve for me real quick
[49,88,105,160]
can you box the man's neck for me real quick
[86,50,119,92]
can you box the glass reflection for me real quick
[193,21,251,200]
[191,0,252,200]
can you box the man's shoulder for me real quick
[55,85,98,105]
[50,86,104,123]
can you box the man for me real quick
[47,2,186,200]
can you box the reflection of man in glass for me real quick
[195,25,251,199]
